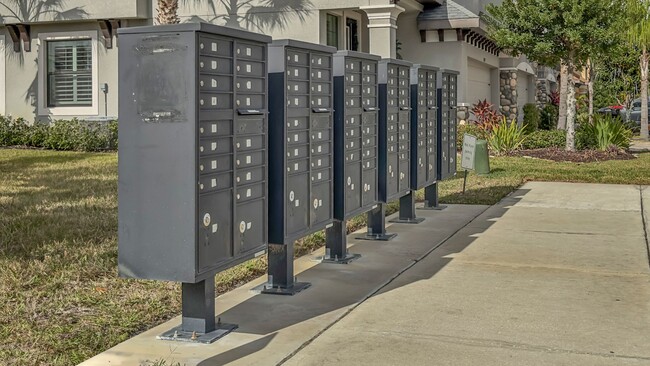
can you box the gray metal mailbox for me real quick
[266,40,336,294]
[364,58,417,231]
[325,50,381,263]
[117,23,271,342]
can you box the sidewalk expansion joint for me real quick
[275,205,491,366]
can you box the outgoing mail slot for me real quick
[310,167,331,183]
[236,182,264,202]
[236,94,264,109]
[287,80,309,94]
[236,135,264,151]
[287,144,309,158]
[197,189,232,272]
[199,154,233,174]
[198,171,233,193]
[311,115,331,130]
[236,43,264,60]
[199,93,233,110]
[199,75,233,92]
[236,77,264,93]
[200,120,232,137]
[311,141,330,155]
[287,66,309,80]
[236,118,264,134]
[235,198,265,254]
[285,173,309,235]
[236,166,265,185]
[199,56,233,74]
[310,181,331,226]
[236,60,264,77]
[199,136,232,155]
[198,36,232,57]
[236,150,264,168]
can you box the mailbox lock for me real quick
[203,213,211,227]
[313,199,318,209]
[239,221,246,233]
[289,191,295,202]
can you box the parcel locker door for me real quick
[310,180,331,227]
[286,173,309,236]
[361,167,376,206]
[344,162,362,214]
[449,112,457,174]
[386,151,399,197]
[416,145,427,187]
[236,198,265,254]
[198,190,233,273]
[398,158,410,192]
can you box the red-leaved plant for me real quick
[549,91,560,106]
[470,99,501,138]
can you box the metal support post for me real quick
[323,219,361,264]
[419,182,447,210]
[390,191,425,224]
[261,241,311,295]
[357,204,397,241]
[158,278,237,343]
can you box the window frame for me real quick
[38,31,98,116]
[326,13,340,49]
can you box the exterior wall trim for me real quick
[37,30,99,117]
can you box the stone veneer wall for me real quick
[457,105,469,125]
[536,79,548,108]
[500,70,518,121]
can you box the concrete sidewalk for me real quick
[82,182,650,365]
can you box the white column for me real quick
[359,5,405,59]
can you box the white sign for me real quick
[461,134,477,170]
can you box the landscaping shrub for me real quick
[457,123,484,150]
[522,103,540,133]
[488,116,528,155]
[0,116,118,152]
[521,129,566,149]
[576,114,632,151]
[539,104,558,130]
[470,99,502,135]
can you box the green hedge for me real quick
[520,129,566,149]
[522,103,540,133]
[0,117,117,152]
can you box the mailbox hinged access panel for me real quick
[266,40,336,293]
[118,23,271,285]
[409,64,439,190]
[377,59,413,204]
[437,68,459,181]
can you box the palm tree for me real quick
[627,0,650,140]
[156,0,180,25]
[0,0,87,23]
[183,0,312,32]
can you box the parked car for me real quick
[629,98,650,125]
[597,105,627,119]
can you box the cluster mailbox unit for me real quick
[266,40,337,294]
[325,51,381,262]
[395,64,440,216]
[117,23,271,342]
[368,59,418,231]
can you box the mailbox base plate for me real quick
[319,252,361,264]
[259,282,311,296]
[419,204,447,211]
[389,217,425,224]
[157,322,238,344]
[355,232,397,241]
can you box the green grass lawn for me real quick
[1,148,650,365]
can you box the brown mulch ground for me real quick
[509,147,636,163]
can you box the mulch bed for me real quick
[509,147,636,163]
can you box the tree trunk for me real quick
[587,61,594,124]
[565,60,577,151]
[558,63,569,130]
[156,0,180,25]
[641,47,649,140]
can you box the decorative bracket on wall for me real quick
[99,19,121,49]
[7,24,31,52]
